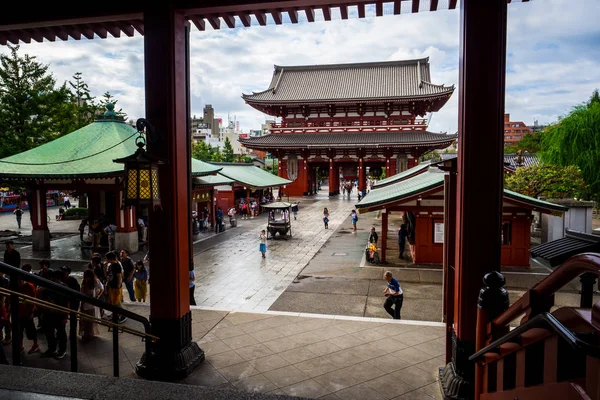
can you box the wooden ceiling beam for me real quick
[305,7,315,22]
[189,17,206,31]
[412,0,420,13]
[16,30,31,44]
[206,15,221,30]
[0,33,7,46]
[375,2,384,17]
[238,12,252,27]
[393,0,401,14]
[430,0,439,11]
[339,4,348,20]
[287,9,298,23]
[29,28,45,42]
[41,28,56,42]
[55,28,69,41]
[65,26,81,40]
[130,19,144,35]
[104,23,121,38]
[91,25,108,38]
[449,0,458,9]
[322,6,331,21]
[357,3,366,18]
[271,10,282,24]
[116,21,134,37]
[221,13,236,28]
[254,11,267,26]
[79,26,95,40]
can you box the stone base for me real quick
[439,362,471,400]
[32,229,51,251]
[115,231,138,254]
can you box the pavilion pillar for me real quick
[136,5,204,380]
[29,186,50,251]
[115,190,138,254]
[439,1,507,399]
[381,209,388,262]
[358,158,366,194]
[329,159,336,196]
[385,156,391,177]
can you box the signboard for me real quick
[194,190,211,202]
[434,222,444,243]
[238,134,248,139]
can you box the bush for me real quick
[64,207,88,217]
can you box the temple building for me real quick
[239,58,457,196]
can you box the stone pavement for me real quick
[3,305,445,400]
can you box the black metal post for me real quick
[69,311,78,372]
[112,312,119,377]
[579,272,597,308]
[10,273,21,366]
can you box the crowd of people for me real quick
[0,241,149,365]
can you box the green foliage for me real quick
[540,90,600,201]
[192,141,212,161]
[504,131,543,154]
[64,207,88,217]
[505,164,586,199]
[69,72,98,129]
[223,137,235,162]
[242,156,253,163]
[0,45,73,158]
[420,151,441,162]
[211,146,223,162]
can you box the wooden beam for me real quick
[206,15,220,29]
[449,0,458,9]
[412,0,420,13]
[305,7,315,22]
[104,23,121,38]
[55,28,69,41]
[16,30,31,44]
[41,28,56,42]
[221,13,236,28]
[238,11,252,26]
[287,9,298,23]
[29,28,45,42]
[0,33,7,46]
[376,2,384,17]
[91,25,108,38]
[393,0,401,14]
[322,6,331,21]
[271,10,283,24]
[189,17,205,31]
[358,3,366,18]
[339,4,348,19]
[430,0,439,11]
[79,26,95,40]
[116,21,135,37]
[130,19,144,35]
[255,11,267,25]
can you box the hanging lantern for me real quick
[113,118,164,209]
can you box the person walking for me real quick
[78,218,88,242]
[104,222,117,251]
[119,250,136,302]
[189,269,196,306]
[351,210,358,233]
[259,230,267,259]
[79,269,103,340]
[398,224,408,259]
[4,240,20,269]
[216,207,224,233]
[291,203,299,220]
[105,251,126,323]
[323,207,330,229]
[134,261,148,302]
[383,271,403,320]
[13,205,24,230]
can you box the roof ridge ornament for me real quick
[96,102,125,123]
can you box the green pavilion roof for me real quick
[358,165,569,214]
[0,119,220,179]
[372,162,431,188]
[210,163,292,189]
[193,174,234,187]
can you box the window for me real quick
[514,135,521,140]
[433,221,444,244]
[501,221,512,245]
[505,135,512,139]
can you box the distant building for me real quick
[528,119,548,134]
[504,113,532,146]
[191,104,221,141]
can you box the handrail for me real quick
[0,287,159,341]
[493,253,600,328]
[470,312,600,362]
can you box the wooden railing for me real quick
[471,253,600,400]
[268,118,429,133]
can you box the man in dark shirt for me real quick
[119,249,136,302]
[369,227,378,245]
[61,266,81,312]
[398,224,408,260]
[383,271,403,320]
[3,241,20,269]
[40,269,69,359]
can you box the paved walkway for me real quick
[3,305,445,400]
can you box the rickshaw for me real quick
[262,202,293,240]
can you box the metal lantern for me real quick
[113,119,164,209]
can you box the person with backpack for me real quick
[240,201,248,220]
[13,205,24,229]
[351,210,358,232]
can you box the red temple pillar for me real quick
[278,158,287,198]
[29,186,50,251]
[385,156,391,177]
[329,158,336,196]
[381,210,388,262]
[358,158,366,193]
[136,5,204,380]
[440,0,507,398]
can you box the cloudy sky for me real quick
[1,0,598,134]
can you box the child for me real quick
[134,260,148,302]
[259,230,267,259]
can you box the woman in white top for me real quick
[80,269,104,340]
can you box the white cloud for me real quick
[1,0,598,134]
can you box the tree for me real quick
[222,137,235,162]
[504,131,543,154]
[540,90,600,201]
[211,146,223,162]
[505,164,586,199]
[68,72,98,128]
[0,45,72,158]
[420,151,441,162]
[192,140,212,161]
[98,91,127,119]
